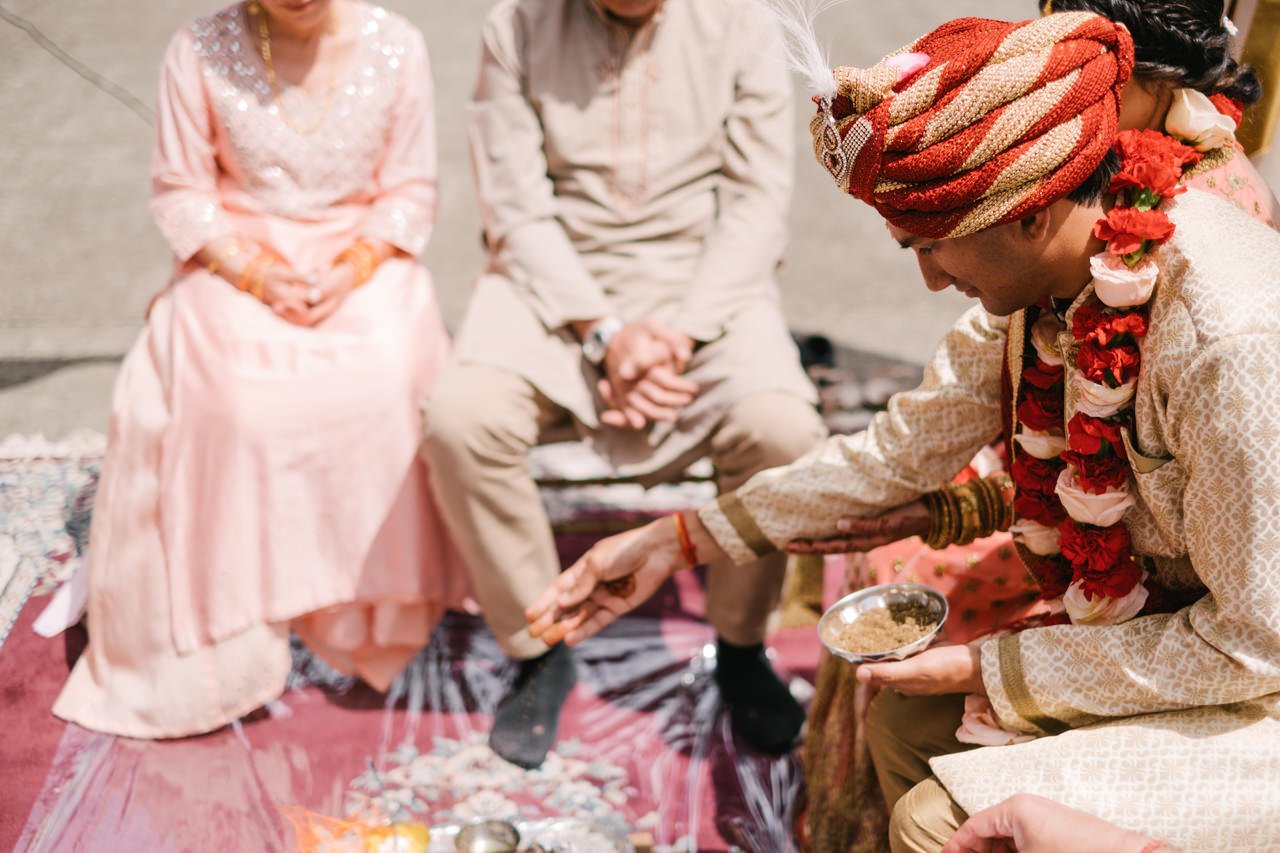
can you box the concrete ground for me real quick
[0,0,1224,437]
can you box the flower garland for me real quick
[1008,108,1228,625]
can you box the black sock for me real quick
[488,643,577,769]
[713,637,805,755]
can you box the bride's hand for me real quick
[301,263,359,327]
[525,518,686,646]
[259,266,313,325]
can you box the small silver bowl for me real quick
[818,582,948,664]
[455,820,520,853]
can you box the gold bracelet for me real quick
[923,489,953,550]
[952,482,982,546]
[249,257,273,301]
[973,478,1003,541]
[206,242,241,277]
[940,488,958,548]
[236,253,274,302]
[922,491,940,548]
[335,240,378,287]
[992,474,1015,531]
[236,253,267,292]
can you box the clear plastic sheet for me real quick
[19,610,813,852]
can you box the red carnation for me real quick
[1208,93,1244,127]
[1017,389,1064,431]
[1072,304,1148,346]
[1014,488,1068,527]
[1063,449,1131,493]
[1012,454,1068,526]
[1109,158,1186,199]
[1094,207,1176,256]
[1114,129,1202,170]
[1070,301,1109,340]
[1067,412,1125,456]
[1029,554,1073,599]
[1059,518,1132,576]
[1012,455,1065,493]
[1077,339,1141,387]
[1023,359,1064,390]
[1074,553,1144,600]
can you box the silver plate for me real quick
[817,582,948,663]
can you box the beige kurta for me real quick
[452,0,815,478]
[700,188,1280,850]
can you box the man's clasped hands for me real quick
[575,318,699,429]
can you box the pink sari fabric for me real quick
[53,3,467,739]
[1185,143,1278,228]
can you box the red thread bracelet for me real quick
[672,512,700,569]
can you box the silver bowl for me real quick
[818,582,948,664]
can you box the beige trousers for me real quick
[866,689,974,853]
[421,363,827,658]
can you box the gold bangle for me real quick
[980,480,998,537]
[951,483,980,546]
[236,253,268,293]
[937,488,956,549]
[249,257,273,301]
[922,491,940,548]
[206,242,241,277]
[923,489,953,550]
[994,474,1015,531]
[336,240,378,287]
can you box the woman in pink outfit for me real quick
[54,0,467,738]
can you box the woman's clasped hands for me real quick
[200,236,390,327]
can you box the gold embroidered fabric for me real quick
[701,189,1280,848]
[697,306,1008,564]
[944,191,1280,848]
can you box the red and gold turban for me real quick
[812,12,1134,238]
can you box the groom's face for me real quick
[887,220,1053,317]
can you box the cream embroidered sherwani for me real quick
[452,0,815,476]
[699,188,1280,849]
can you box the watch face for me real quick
[583,319,620,364]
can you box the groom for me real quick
[527,11,1280,852]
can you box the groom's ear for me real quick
[1018,207,1053,244]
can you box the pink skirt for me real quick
[54,256,468,738]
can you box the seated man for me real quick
[527,10,1280,852]
[421,0,826,769]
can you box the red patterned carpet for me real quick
[3,565,823,853]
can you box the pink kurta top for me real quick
[152,3,435,265]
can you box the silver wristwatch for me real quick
[581,317,623,365]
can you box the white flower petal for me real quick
[1072,375,1136,419]
[1014,429,1067,460]
[1165,87,1237,150]
[1055,466,1134,526]
[1063,577,1148,625]
[1090,252,1158,308]
[1010,518,1062,555]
